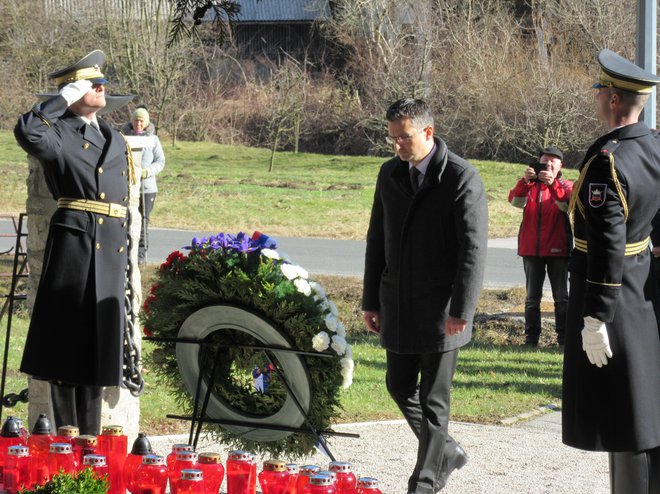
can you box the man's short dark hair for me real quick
[386,98,434,129]
[611,87,649,113]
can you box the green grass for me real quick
[0,129,570,431]
[339,333,562,425]
[0,312,561,433]
[0,130,578,239]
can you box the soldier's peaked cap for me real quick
[593,49,660,94]
[48,50,109,87]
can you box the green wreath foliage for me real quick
[140,233,354,458]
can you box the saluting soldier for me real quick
[563,49,660,492]
[14,50,134,435]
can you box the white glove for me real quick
[59,79,93,106]
[581,316,613,367]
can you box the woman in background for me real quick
[122,107,165,265]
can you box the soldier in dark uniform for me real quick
[562,49,660,492]
[652,211,660,290]
[14,51,134,435]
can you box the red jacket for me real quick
[508,175,573,257]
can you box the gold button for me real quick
[99,192,106,199]
[118,246,125,253]
[83,143,90,150]
[96,243,101,250]
[98,167,104,174]
[123,196,128,202]
[121,222,127,227]
[121,171,126,176]
[97,218,104,225]
[612,139,618,144]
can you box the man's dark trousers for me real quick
[523,256,568,344]
[386,349,459,493]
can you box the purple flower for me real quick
[188,232,264,254]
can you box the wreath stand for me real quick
[145,334,359,462]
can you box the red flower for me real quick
[160,250,186,272]
[143,326,153,337]
[142,294,157,315]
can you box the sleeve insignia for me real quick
[588,183,607,208]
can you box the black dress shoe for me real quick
[435,443,468,491]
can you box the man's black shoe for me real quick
[435,443,468,491]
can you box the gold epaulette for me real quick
[121,133,137,186]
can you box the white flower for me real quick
[280,263,299,280]
[312,331,330,352]
[327,300,339,317]
[294,278,312,296]
[261,248,280,260]
[335,322,346,338]
[295,265,309,279]
[309,281,326,300]
[340,357,354,388]
[324,313,338,332]
[331,335,347,355]
[344,344,353,360]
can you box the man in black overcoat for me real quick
[14,50,133,435]
[362,98,488,493]
[563,49,660,492]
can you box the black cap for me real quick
[48,50,109,87]
[539,147,563,160]
[1,417,21,438]
[593,49,660,94]
[32,413,52,435]
[130,432,153,455]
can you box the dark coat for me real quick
[14,95,130,387]
[362,137,488,354]
[562,122,660,452]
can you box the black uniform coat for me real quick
[362,137,488,354]
[14,95,130,387]
[562,122,660,452]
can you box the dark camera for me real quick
[530,161,547,182]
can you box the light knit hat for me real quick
[132,107,149,127]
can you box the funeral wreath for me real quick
[141,232,354,458]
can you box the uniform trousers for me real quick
[49,381,102,435]
[386,349,459,493]
[610,448,660,494]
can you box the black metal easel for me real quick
[145,336,359,461]
[0,213,30,420]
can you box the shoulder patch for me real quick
[588,183,607,208]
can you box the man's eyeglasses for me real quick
[385,128,426,145]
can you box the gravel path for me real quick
[149,411,609,493]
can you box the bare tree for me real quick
[168,0,242,47]
[263,58,310,171]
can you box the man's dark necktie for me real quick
[410,166,422,193]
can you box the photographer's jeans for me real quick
[523,256,569,345]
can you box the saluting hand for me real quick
[59,79,93,106]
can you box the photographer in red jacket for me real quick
[509,147,573,346]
